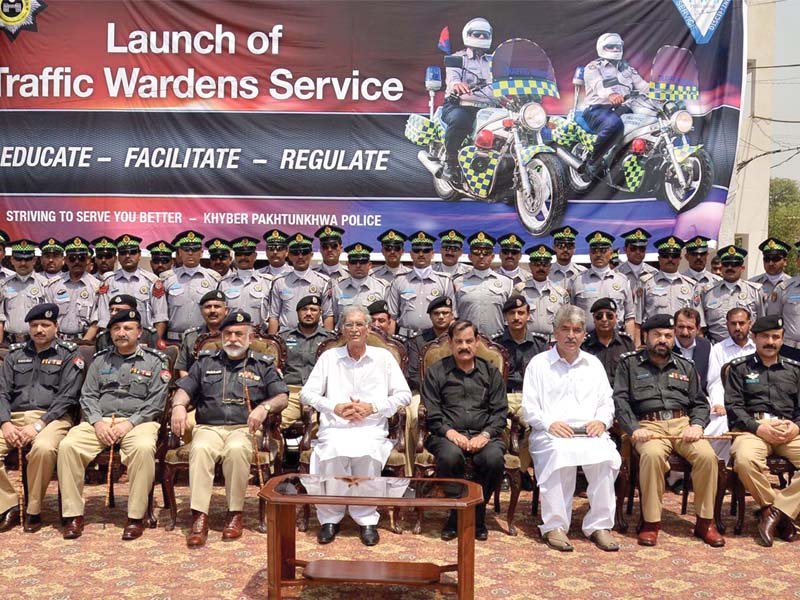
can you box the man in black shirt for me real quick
[727,315,800,546]
[422,319,507,541]
[581,297,634,384]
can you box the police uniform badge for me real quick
[309,285,318,294]
[681,286,689,295]
[431,289,440,296]
[1,0,46,41]
[494,281,502,287]
[31,288,39,296]
[255,284,263,292]
[201,280,210,288]
[153,279,165,298]
[80,290,89,299]
[613,283,620,291]
[550,295,557,303]
[739,292,747,300]
[160,369,172,383]
[73,357,85,370]
[140,285,148,294]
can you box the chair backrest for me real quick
[420,332,509,385]
[194,331,287,372]
[315,328,408,374]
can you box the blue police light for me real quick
[425,66,442,91]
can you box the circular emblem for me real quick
[213,240,222,247]
[387,231,397,240]
[201,280,210,288]
[295,234,303,242]
[158,242,167,251]
[48,238,56,245]
[494,281,502,288]
[478,232,486,241]
[768,240,777,249]
[80,290,89,299]
[681,286,689,295]
[324,226,332,235]
[73,237,81,245]
[549,295,557,303]
[668,237,675,245]
[367,293,377,302]
[0,0,32,27]
[509,235,517,244]
[739,292,747,300]
[30,287,39,295]
[187,232,196,241]
[727,247,736,255]
[612,283,620,290]
[355,244,363,252]
[236,313,244,323]
[448,230,456,239]
[254,284,263,292]
[309,285,318,293]
[44,309,52,318]
[113,295,122,303]
[538,245,546,253]
[20,240,28,249]
[271,231,280,239]
[140,285,148,294]
[431,289,440,297]
[564,227,572,235]
[128,310,136,318]
[635,230,644,239]
[593,233,602,241]
[122,235,131,244]
[695,237,702,244]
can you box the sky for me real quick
[767,0,800,180]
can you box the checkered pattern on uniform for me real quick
[519,144,554,165]
[404,114,443,146]
[648,81,700,101]
[492,78,559,99]
[622,154,645,191]
[458,146,500,199]
[551,117,597,153]
[673,144,702,164]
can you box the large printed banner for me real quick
[0,0,744,252]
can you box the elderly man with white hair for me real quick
[300,305,411,547]
[522,305,621,552]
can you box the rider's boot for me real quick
[442,159,461,184]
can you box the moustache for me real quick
[764,345,778,350]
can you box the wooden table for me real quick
[258,474,483,599]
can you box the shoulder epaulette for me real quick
[144,326,157,335]
[198,348,216,358]
[618,331,632,340]
[207,269,222,282]
[55,339,78,351]
[159,269,174,280]
[674,352,694,364]
[8,342,25,351]
[640,272,655,285]
[248,350,275,364]
[620,350,639,360]
[141,346,168,361]
[730,355,751,367]
[44,277,61,287]
[181,326,201,340]
[93,347,112,358]
[782,356,800,367]
[743,279,762,291]
[491,331,504,340]
[531,332,548,343]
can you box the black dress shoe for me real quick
[441,510,457,541]
[759,505,783,547]
[0,506,20,532]
[475,525,489,541]
[778,514,799,543]
[317,523,339,545]
[23,513,42,533]
[359,525,379,546]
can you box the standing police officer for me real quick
[145,240,175,277]
[495,233,531,286]
[91,237,118,277]
[39,238,66,281]
[433,230,470,277]
[768,240,800,352]
[549,226,586,285]
[332,243,386,327]
[681,236,721,292]
[0,304,83,532]
[750,237,791,306]
[582,298,635,384]
[260,230,293,278]
[515,244,570,339]
[313,226,348,283]
[176,290,229,377]
[218,236,272,324]
[205,238,234,279]
[371,229,411,285]
[616,228,657,297]
[0,240,49,343]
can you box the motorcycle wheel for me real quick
[566,142,593,196]
[657,148,714,213]
[432,145,461,201]
[515,153,568,236]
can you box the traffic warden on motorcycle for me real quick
[583,33,649,179]
[441,18,494,183]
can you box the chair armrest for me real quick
[393,409,406,454]
[415,404,428,454]
[299,405,316,451]
[508,411,524,456]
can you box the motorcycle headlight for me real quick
[519,102,547,131]
[670,110,693,134]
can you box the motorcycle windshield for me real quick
[490,38,559,101]
[648,46,700,102]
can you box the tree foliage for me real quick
[769,178,800,275]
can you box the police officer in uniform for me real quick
[0,230,14,279]
[171,310,289,547]
[175,290,229,377]
[268,233,334,334]
[96,294,159,352]
[0,240,49,343]
[515,244,570,339]
[368,300,399,338]
[582,298,635,384]
[568,231,635,338]
[145,240,175,277]
[453,231,514,337]
[332,243,387,328]
[0,304,83,532]
[162,230,222,343]
[260,229,293,278]
[495,233,531,286]
[582,33,649,178]
[726,315,800,546]
[205,238,234,279]
[44,237,101,342]
[681,235,721,292]
[750,237,791,305]
[613,314,724,547]
[58,309,170,540]
[97,235,167,339]
[387,231,454,339]
[39,238,66,280]
[218,236,272,324]
[92,237,118,277]
[313,226,348,283]
[768,240,800,352]
[698,245,764,343]
[371,229,411,285]
[549,226,586,285]
[637,236,704,338]
[433,230,470,277]
[616,228,657,296]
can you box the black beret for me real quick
[751,315,783,334]
[367,300,390,315]
[25,303,59,323]
[427,296,453,314]
[220,310,252,330]
[108,309,141,328]
[641,313,674,332]
[590,297,617,313]
[199,290,226,305]
[502,296,529,313]
[109,294,137,308]
[296,295,322,310]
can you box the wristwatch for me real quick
[33,421,44,433]
[480,431,491,440]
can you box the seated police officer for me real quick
[57,309,170,541]
[726,315,800,547]
[172,310,289,547]
[0,304,83,532]
[175,290,229,377]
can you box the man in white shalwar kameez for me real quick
[523,305,621,552]
[705,307,755,461]
[300,305,411,546]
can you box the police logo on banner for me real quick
[672,0,731,44]
[0,0,46,41]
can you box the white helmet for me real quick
[462,18,492,50]
[596,33,624,61]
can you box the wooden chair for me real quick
[296,329,409,533]
[162,331,287,532]
[412,335,525,535]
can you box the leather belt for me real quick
[753,412,778,420]
[640,409,687,421]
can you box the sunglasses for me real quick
[659,252,681,259]
[321,242,340,250]
[13,255,35,261]
[471,249,492,257]
[411,248,433,254]
[554,242,574,249]
[441,245,462,251]
[117,249,140,256]
[266,245,287,251]
[210,254,230,260]
[382,244,403,252]
[594,311,616,320]
[235,250,256,257]
[289,248,312,256]
[95,253,116,259]
[67,255,88,262]
[501,249,521,255]
[348,258,370,265]
[151,257,171,264]
[589,247,611,253]
[764,256,785,263]
[468,30,490,39]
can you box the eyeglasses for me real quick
[501,249,521,255]
[266,245,287,251]
[235,250,256,257]
[321,242,340,250]
[441,245,461,251]
[151,257,171,264]
[95,253,115,259]
[659,252,681,259]
[66,255,88,263]
[554,242,574,249]
[382,244,403,252]
[343,321,367,329]
[594,311,616,320]
[13,256,35,262]
[589,247,610,254]
[411,248,433,254]
[471,250,492,257]
[348,258,370,265]
[764,256,785,263]
[468,29,490,39]
[118,249,139,256]
[289,248,312,256]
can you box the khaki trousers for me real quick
[57,418,160,519]
[281,385,303,429]
[635,416,718,522]
[507,392,531,472]
[731,422,800,519]
[403,393,421,476]
[189,424,258,514]
[0,410,72,515]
